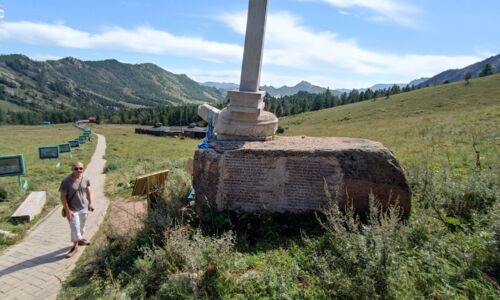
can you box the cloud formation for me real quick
[0,21,242,62]
[0,7,4,23]
[219,11,481,80]
[321,0,421,27]
[0,11,483,87]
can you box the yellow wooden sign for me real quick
[132,169,169,197]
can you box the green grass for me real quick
[59,75,499,299]
[92,124,198,199]
[0,124,96,250]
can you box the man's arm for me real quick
[60,191,73,220]
[86,186,94,211]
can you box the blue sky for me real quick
[0,0,498,88]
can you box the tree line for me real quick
[1,84,418,126]
[0,105,200,126]
[265,84,418,117]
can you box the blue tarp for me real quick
[198,111,214,149]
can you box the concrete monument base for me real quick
[215,108,278,141]
[193,136,411,217]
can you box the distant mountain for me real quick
[419,54,500,87]
[368,83,407,91]
[407,77,429,87]
[333,88,351,95]
[262,81,327,97]
[203,80,329,97]
[202,82,239,91]
[0,54,223,111]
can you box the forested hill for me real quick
[0,54,223,111]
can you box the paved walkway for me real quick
[0,134,109,300]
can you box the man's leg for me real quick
[79,211,88,239]
[67,213,82,257]
[69,212,83,241]
[74,210,91,246]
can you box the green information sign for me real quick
[59,143,72,153]
[69,140,80,148]
[39,146,60,159]
[0,155,25,177]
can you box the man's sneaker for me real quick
[78,239,91,246]
[66,246,78,258]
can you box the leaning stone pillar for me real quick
[198,0,278,141]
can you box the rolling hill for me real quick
[0,54,223,111]
[280,73,500,168]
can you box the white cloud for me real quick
[219,11,482,81]
[171,68,241,84]
[29,54,64,61]
[321,0,421,27]
[0,7,4,23]
[0,21,243,62]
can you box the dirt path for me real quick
[107,198,146,234]
[0,134,109,300]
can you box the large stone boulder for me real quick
[193,136,411,217]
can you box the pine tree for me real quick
[465,72,472,85]
[479,63,495,77]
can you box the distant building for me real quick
[87,116,97,123]
[135,123,206,139]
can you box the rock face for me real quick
[193,136,411,217]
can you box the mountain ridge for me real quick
[0,54,223,111]
[202,80,329,97]
[419,54,500,86]
[204,78,428,97]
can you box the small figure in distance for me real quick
[59,161,94,258]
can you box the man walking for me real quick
[59,161,94,258]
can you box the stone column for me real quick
[198,0,278,141]
[240,0,267,93]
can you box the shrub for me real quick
[103,161,119,173]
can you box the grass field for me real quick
[0,124,96,250]
[91,124,198,199]
[56,75,499,299]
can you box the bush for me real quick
[103,161,119,173]
[409,167,499,225]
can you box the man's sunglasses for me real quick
[73,167,84,170]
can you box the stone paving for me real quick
[0,134,109,300]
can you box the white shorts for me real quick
[68,208,88,242]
